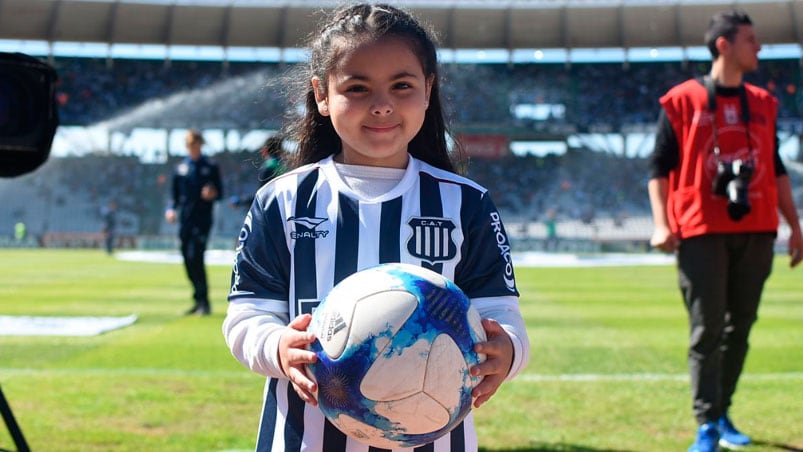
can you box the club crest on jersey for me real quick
[288,216,330,240]
[176,162,189,176]
[406,217,457,264]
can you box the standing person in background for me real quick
[166,129,223,316]
[647,9,803,452]
[544,208,558,251]
[101,200,117,255]
[14,221,26,243]
[228,134,286,209]
[222,4,529,451]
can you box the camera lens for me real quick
[0,70,38,137]
[727,198,751,221]
[712,160,733,196]
[725,162,753,221]
[0,52,59,178]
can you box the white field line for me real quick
[517,372,803,382]
[115,250,678,268]
[0,368,260,379]
[1,368,802,382]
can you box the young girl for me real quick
[223,4,530,451]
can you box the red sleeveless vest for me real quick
[660,79,779,239]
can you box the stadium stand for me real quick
[2,57,802,251]
[49,58,802,131]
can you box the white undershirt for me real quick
[333,162,406,200]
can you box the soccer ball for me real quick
[306,262,486,448]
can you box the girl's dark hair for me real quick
[283,3,461,172]
[705,9,753,59]
[261,134,284,159]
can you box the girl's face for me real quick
[313,36,433,169]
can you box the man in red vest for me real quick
[648,9,803,452]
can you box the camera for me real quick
[711,158,753,221]
[0,52,59,178]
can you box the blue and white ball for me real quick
[306,263,486,449]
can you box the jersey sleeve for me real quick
[454,187,529,379]
[228,185,292,307]
[454,187,519,299]
[473,296,530,380]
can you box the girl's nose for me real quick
[371,95,393,116]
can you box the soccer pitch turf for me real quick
[0,248,801,451]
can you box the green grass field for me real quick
[0,248,801,451]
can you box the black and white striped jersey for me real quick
[228,155,521,452]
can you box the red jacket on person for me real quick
[660,79,779,239]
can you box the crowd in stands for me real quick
[52,57,803,133]
[3,56,803,247]
[54,58,288,129]
[3,147,801,247]
[465,150,650,223]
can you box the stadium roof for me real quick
[0,0,801,51]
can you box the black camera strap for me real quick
[702,76,754,161]
[704,76,751,124]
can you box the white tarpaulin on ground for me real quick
[0,314,137,336]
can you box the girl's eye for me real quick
[394,82,412,90]
[345,85,368,93]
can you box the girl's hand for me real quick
[278,313,319,405]
[470,318,513,408]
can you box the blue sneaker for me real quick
[718,415,751,449]
[689,422,721,452]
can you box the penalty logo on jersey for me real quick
[288,216,330,240]
[407,217,457,264]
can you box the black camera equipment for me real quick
[0,51,52,452]
[0,384,29,452]
[0,52,59,178]
[704,76,754,222]
[711,158,754,221]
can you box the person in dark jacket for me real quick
[165,129,223,316]
[101,200,117,255]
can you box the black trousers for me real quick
[677,232,774,424]
[104,232,114,254]
[179,225,210,311]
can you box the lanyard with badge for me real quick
[704,76,754,221]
